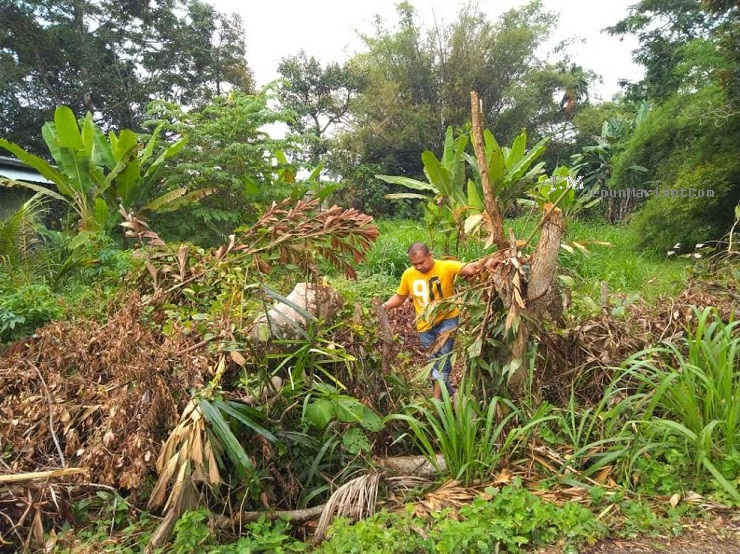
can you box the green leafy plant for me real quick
[549,388,632,484]
[391,383,550,486]
[621,307,740,503]
[0,282,62,341]
[0,105,207,237]
[0,192,46,268]
[304,383,384,455]
[378,126,472,250]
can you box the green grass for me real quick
[561,218,688,300]
[363,216,689,303]
[620,307,740,504]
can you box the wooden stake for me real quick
[470,91,507,248]
[0,468,89,484]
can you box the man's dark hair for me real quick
[408,242,430,256]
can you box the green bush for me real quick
[319,484,607,553]
[0,281,62,341]
[628,159,740,255]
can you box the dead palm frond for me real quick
[314,471,382,542]
[413,479,477,517]
[148,399,220,515]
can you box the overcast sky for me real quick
[210,0,644,102]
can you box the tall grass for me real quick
[560,218,686,299]
[391,382,554,486]
[552,387,633,484]
[621,307,740,503]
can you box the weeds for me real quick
[621,307,740,503]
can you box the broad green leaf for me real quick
[142,137,187,182]
[115,148,143,204]
[422,151,452,196]
[336,397,365,423]
[91,125,115,169]
[467,178,484,210]
[507,131,526,167]
[361,409,383,432]
[307,160,325,181]
[140,122,164,166]
[507,137,549,184]
[0,138,70,195]
[450,134,469,193]
[81,115,95,158]
[441,126,455,167]
[484,129,505,191]
[219,400,277,443]
[342,428,372,454]
[376,174,438,193]
[55,148,94,200]
[93,197,110,230]
[99,146,139,199]
[42,123,62,164]
[53,106,83,150]
[467,337,483,358]
[110,130,138,162]
[197,398,254,478]
[305,398,335,429]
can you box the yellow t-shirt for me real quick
[397,259,465,331]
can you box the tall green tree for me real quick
[277,52,364,163]
[0,0,254,154]
[144,90,313,245]
[607,0,721,101]
[607,0,740,251]
[329,1,592,214]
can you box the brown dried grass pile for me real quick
[538,283,738,404]
[0,294,209,495]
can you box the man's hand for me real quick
[460,259,483,277]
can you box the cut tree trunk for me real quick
[508,203,564,394]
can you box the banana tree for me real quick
[0,106,211,237]
[463,129,549,237]
[377,127,481,251]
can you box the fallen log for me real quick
[375,454,446,478]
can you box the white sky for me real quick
[210,0,644,102]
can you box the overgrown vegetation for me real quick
[2,0,740,551]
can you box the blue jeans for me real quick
[418,317,459,396]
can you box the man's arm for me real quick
[382,293,408,310]
[459,260,483,277]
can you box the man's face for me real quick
[409,251,434,274]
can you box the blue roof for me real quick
[0,156,53,185]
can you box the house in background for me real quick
[0,156,53,220]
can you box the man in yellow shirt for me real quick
[382,242,480,400]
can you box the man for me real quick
[382,242,480,400]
